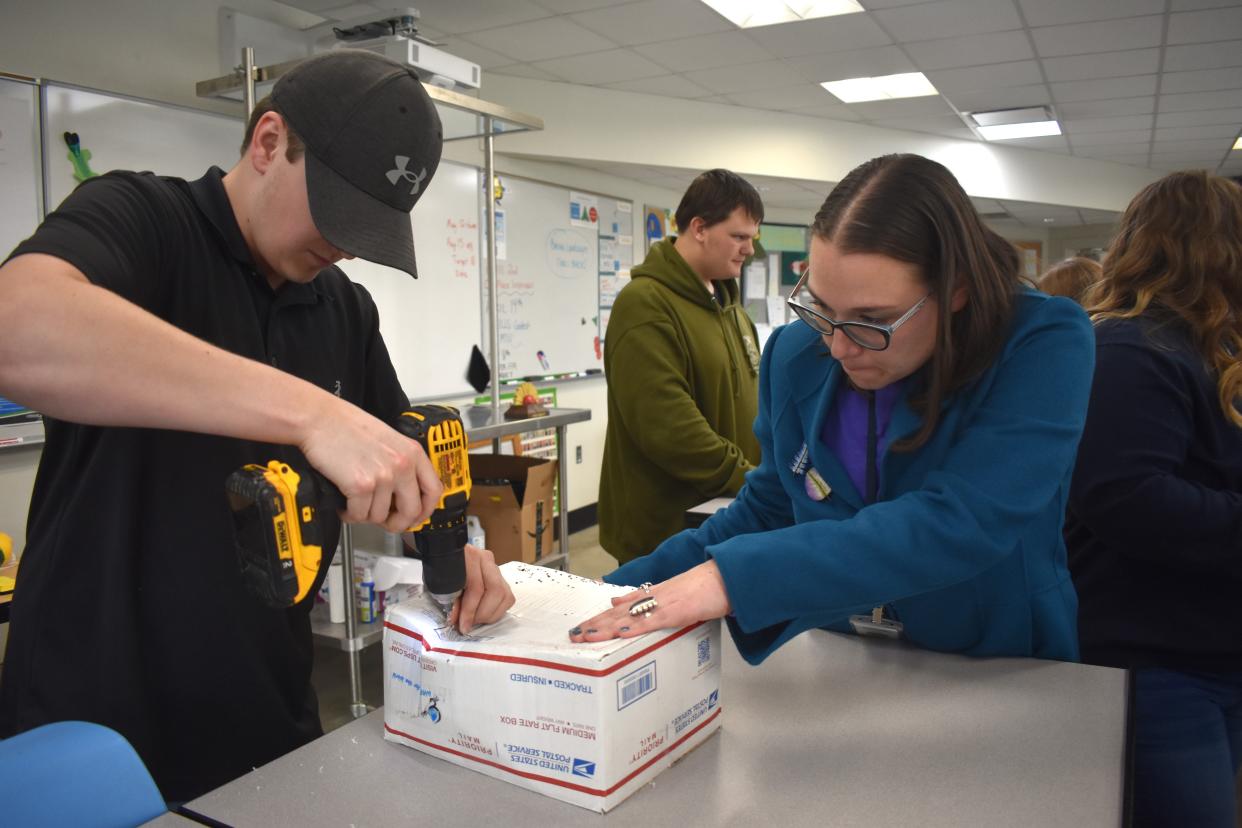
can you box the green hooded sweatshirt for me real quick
[599,239,762,564]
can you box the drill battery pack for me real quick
[225,461,327,608]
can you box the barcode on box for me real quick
[616,661,657,710]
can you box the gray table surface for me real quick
[186,630,1127,827]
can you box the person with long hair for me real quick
[569,154,1094,663]
[1039,256,1102,305]
[1066,170,1242,827]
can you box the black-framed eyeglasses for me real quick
[786,270,932,352]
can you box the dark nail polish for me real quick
[620,626,630,633]
[569,626,582,635]
[586,628,598,634]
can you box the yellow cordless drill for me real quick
[226,404,472,617]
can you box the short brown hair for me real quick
[239,95,305,160]
[1038,257,1101,304]
[675,169,764,232]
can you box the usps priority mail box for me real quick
[382,562,723,812]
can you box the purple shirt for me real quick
[820,379,906,501]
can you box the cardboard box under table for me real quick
[467,455,556,565]
[382,563,723,812]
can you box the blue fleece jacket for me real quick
[607,291,1094,664]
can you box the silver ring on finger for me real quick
[639,582,653,594]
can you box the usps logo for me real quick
[572,758,596,779]
[708,689,719,709]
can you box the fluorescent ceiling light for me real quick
[1234,136,1242,150]
[820,72,938,103]
[699,0,864,28]
[977,120,1062,140]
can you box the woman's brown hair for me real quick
[812,154,1021,450]
[1085,170,1242,428]
[1038,257,1101,305]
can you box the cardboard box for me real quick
[467,455,557,565]
[382,563,723,812]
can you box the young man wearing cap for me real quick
[0,50,514,800]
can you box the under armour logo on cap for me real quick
[386,156,428,195]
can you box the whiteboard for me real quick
[41,83,242,213]
[0,77,41,259]
[488,175,607,380]
[337,161,483,399]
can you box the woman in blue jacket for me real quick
[1066,171,1242,827]
[570,154,1095,663]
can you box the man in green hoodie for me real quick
[599,169,764,564]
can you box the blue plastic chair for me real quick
[0,720,167,826]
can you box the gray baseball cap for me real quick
[272,49,443,279]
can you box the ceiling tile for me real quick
[787,103,865,121]
[1160,67,1242,95]
[927,60,1044,92]
[1018,0,1165,26]
[728,85,841,110]
[685,59,815,94]
[788,46,916,84]
[948,83,1052,111]
[871,114,976,139]
[904,30,1034,71]
[489,62,565,81]
[402,0,553,34]
[743,12,892,56]
[1063,114,1155,133]
[697,94,732,104]
[1162,41,1242,72]
[1052,74,1159,102]
[1073,145,1151,158]
[570,0,733,46]
[461,17,617,62]
[603,74,715,98]
[1171,0,1242,9]
[1155,107,1242,127]
[992,134,1071,151]
[318,5,396,20]
[441,37,515,68]
[1154,123,1242,140]
[631,31,773,73]
[1041,48,1160,82]
[1159,89,1242,111]
[532,0,623,11]
[531,48,667,84]
[1069,129,1154,145]
[847,96,958,119]
[1150,138,1233,152]
[1168,6,1242,44]
[872,0,1023,42]
[1056,97,1156,118]
[1032,15,1163,57]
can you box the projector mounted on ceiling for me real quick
[307,7,481,91]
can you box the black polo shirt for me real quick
[0,168,409,800]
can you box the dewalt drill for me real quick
[226,404,472,618]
